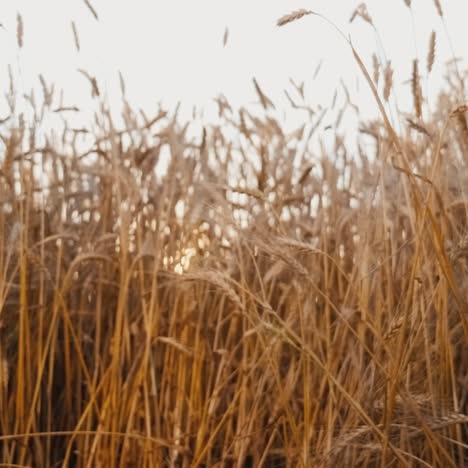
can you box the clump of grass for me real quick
[0,4,467,468]
[434,0,444,17]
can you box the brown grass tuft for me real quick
[1,5,468,468]
[77,68,100,98]
[407,118,432,138]
[252,78,275,111]
[118,70,126,97]
[372,53,380,85]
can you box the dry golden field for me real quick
[0,3,467,467]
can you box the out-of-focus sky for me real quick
[1,1,467,128]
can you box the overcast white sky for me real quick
[1,1,467,131]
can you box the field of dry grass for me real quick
[0,3,467,467]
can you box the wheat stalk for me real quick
[412,59,422,118]
[276,9,313,27]
[0,357,8,391]
[433,0,443,17]
[383,61,393,102]
[83,0,99,20]
[16,13,23,48]
[77,69,100,98]
[372,53,380,86]
[350,4,374,25]
[428,413,468,430]
[38,74,53,107]
[2,6,468,466]
[427,31,436,74]
[71,21,80,52]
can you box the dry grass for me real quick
[276,9,313,27]
[83,0,99,21]
[434,0,444,17]
[71,21,80,53]
[412,60,423,119]
[0,4,467,468]
[383,61,393,102]
[350,4,374,26]
[16,13,23,49]
[427,31,436,74]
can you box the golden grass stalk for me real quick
[252,78,275,111]
[412,59,422,118]
[71,21,80,52]
[383,61,393,101]
[276,9,313,27]
[372,53,380,85]
[427,31,436,74]
[118,71,126,97]
[16,13,23,48]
